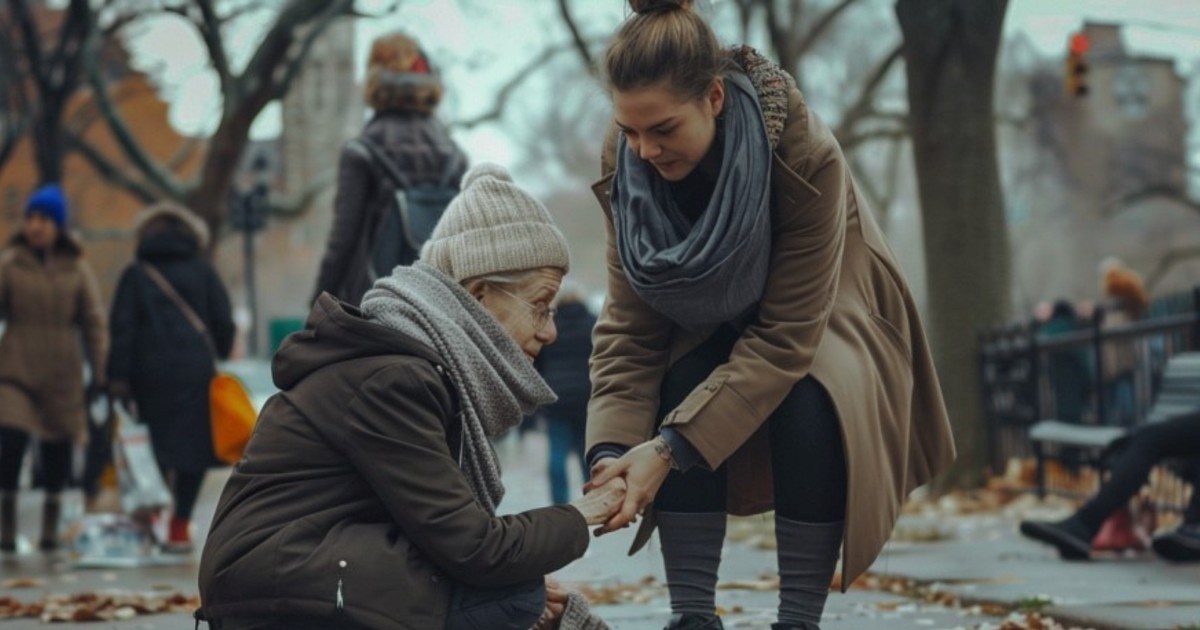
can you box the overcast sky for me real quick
[123,0,1200,161]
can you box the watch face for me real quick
[1113,64,1150,120]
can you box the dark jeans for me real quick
[162,468,206,521]
[547,417,587,505]
[203,579,545,630]
[1078,412,1200,529]
[444,578,546,630]
[653,325,848,523]
[0,428,71,493]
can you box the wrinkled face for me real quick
[22,213,58,250]
[476,267,564,361]
[612,79,725,182]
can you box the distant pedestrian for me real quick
[0,184,108,552]
[1020,413,1200,562]
[1040,300,1091,424]
[107,202,235,553]
[1098,258,1149,426]
[312,31,468,306]
[535,286,596,504]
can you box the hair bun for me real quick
[629,0,693,15]
[460,162,513,189]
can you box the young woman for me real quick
[584,2,955,628]
[0,184,108,552]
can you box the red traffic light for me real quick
[1069,32,1090,56]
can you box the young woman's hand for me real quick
[585,438,672,536]
[569,475,626,525]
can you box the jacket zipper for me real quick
[336,559,346,610]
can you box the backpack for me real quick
[351,138,462,281]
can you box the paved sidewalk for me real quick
[1,429,1197,628]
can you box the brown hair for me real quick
[605,0,725,101]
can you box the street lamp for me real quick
[230,153,270,357]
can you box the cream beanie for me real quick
[420,163,570,282]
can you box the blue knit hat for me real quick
[25,184,68,229]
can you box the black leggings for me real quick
[0,428,72,494]
[1078,413,1200,529]
[652,325,848,523]
[162,468,206,521]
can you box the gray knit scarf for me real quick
[360,263,556,515]
[611,71,772,329]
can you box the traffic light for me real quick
[1065,33,1089,98]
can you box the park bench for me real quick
[1028,351,1200,500]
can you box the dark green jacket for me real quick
[197,294,588,629]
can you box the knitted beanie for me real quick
[25,184,68,229]
[364,32,443,114]
[420,163,570,282]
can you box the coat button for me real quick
[431,575,439,583]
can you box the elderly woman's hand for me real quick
[584,438,672,536]
[532,576,568,630]
[569,475,626,526]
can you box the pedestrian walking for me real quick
[583,2,955,629]
[106,202,235,553]
[0,184,108,552]
[1097,257,1149,426]
[312,31,468,306]
[198,163,618,630]
[535,286,596,505]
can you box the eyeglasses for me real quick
[493,285,557,331]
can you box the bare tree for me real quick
[1,0,100,183]
[66,0,369,248]
[896,0,1010,488]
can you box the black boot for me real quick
[664,613,724,630]
[0,492,15,552]
[772,622,821,630]
[1151,522,1200,562]
[1019,516,1093,560]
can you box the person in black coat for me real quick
[107,202,235,553]
[534,288,597,505]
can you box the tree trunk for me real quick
[895,0,1010,488]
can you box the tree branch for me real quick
[835,44,903,139]
[10,0,50,95]
[1107,184,1200,217]
[64,132,161,203]
[84,36,186,199]
[449,43,580,130]
[556,0,597,76]
[193,0,236,105]
[794,0,862,58]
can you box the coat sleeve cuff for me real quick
[658,427,705,472]
[585,443,629,470]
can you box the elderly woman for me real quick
[197,164,621,630]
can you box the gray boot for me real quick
[1,492,15,552]
[39,494,60,551]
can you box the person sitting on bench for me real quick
[1020,413,1200,562]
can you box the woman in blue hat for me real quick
[0,184,108,553]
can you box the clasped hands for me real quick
[569,437,673,536]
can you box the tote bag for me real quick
[142,264,256,464]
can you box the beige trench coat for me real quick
[0,236,108,443]
[587,84,955,588]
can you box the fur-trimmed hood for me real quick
[134,201,210,250]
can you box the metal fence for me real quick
[978,287,1200,509]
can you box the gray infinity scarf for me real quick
[360,263,556,515]
[610,71,772,329]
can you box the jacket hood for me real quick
[137,230,199,262]
[272,293,445,391]
[135,202,210,250]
